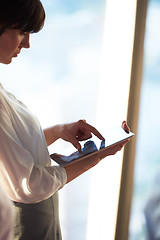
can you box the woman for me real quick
[0,187,15,240]
[0,0,130,239]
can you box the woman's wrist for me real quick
[43,124,63,146]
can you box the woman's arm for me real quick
[64,138,129,183]
[0,187,15,240]
[45,120,130,183]
[43,120,105,151]
[43,124,63,146]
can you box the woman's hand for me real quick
[121,120,130,133]
[98,138,129,161]
[44,120,130,153]
[96,120,130,160]
[59,120,130,152]
[56,120,105,152]
[64,120,131,183]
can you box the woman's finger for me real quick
[77,120,105,141]
[122,121,130,133]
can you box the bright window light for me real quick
[86,0,137,239]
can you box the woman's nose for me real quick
[21,33,30,49]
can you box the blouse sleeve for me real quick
[0,100,67,203]
[0,187,15,240]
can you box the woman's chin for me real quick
[0,58,12,64]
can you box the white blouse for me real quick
[0,84,67,203]
[0,187,15,240]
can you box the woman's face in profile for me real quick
[0,28,30,64]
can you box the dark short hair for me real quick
[0,0,45,35]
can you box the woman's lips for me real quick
[13,51,20,57]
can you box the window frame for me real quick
[115,0,149,239]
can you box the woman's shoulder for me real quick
[0,84,15,117]
[0,84,7,105]
[0,84,24,107]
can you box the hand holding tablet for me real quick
[50,125,134,166]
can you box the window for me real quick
[0,0,138,239]
[129,0,160,239]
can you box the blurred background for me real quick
[0,0,160,239]
[129,0,160,239]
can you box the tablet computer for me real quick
[50,126,134,166]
